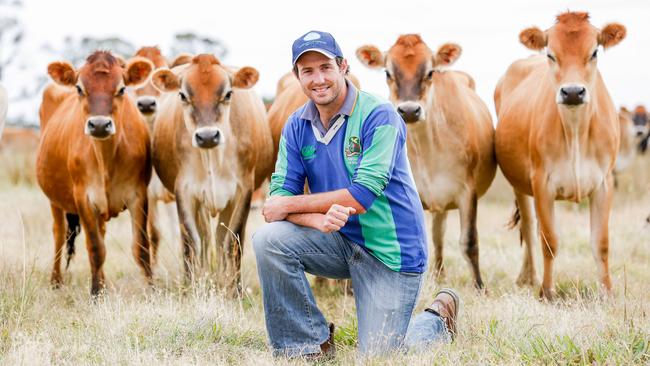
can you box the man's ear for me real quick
[434,43,462,66]
[124,57,154,87]
[151,68,181,92]
[232,66,259,89]
[519,27,547,51]
[47,61,77,86]
[356,45,385,69]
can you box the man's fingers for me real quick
[323,222,340,232]
[348,207,357,215]
[329,210,349,221]
[326,216,346,228]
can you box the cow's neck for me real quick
[91,135,119,186]
[556,102,597,202]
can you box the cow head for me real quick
[357,34,461,123]
[47,51,153,139]
[130,47,169,125]
[519,12,625,108]
[151,54,258,149]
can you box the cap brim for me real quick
[293,48,336,65]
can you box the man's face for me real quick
[295,51,347,107]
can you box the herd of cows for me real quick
[0,12,649,300]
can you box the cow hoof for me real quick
[538,286,556,302]
[50,273,63,288]
[516,273,539,287]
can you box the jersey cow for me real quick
[151,54,273,290]
[494,12,626,299]
[357,35,496,289]
[37,51,154,295]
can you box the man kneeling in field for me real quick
[253,30,460,359]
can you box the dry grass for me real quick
[1,154,649,365]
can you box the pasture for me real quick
[0,143,648,365]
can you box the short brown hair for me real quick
[293,56,350,76]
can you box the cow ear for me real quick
[599,23,626,49]
[519,27,547,51]
[170,53,193,68]
[47,61,77,86]
[124,57,154,87]
[232,66,259,89]
[151,68,181,92]
[435,43,462,66]
[356,45,385,69]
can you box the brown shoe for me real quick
[425,288,460,341]
[303,322,336,360]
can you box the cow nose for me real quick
[559,85,587,106]
[194,128,221,149]
[397,103,422,123]
[137,98,156,114]
[85,117,115,139]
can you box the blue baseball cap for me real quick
[292,30,344,65]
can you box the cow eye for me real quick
[116,86,125,97]
[223,90,232,102]
[75,85,84,96]
[179,91,188,103]
[590,49,598,60]
[426,70,435,80]
[547,53,556,62]
[384,70,392,80]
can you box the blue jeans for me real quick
[253,221,450,357]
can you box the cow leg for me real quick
[175,190,201,279]
[457,189,484,289]
[74,196,106,296]
[50,204,66,287]
[532,177,558,300]
[219,188,253,294]
[431,211,448,280]
[589,174,614,296]
[194,208,211,269]
[128,187,152,285]
[146,194,161,266]
[514,190,539,286]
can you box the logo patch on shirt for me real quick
[301,145,316,160]
[345,136,361,158]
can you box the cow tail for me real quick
[506,200,525,246]
[65,213,81,270]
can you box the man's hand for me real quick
[262,196,290,223]
[318,204,356,233]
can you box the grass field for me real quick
[0,148,649,365]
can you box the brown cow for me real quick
[128,46,184,264]
[151,54,273,290]
[357,35,496,289]
[37,51,154,295]
[494,12,626,299]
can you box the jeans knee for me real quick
[252,221,291,259]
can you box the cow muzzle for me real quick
[557,84,589,106]
[193,127,222,149]
[396,101,424,123]
[85,116,115,139]
[137,96,157,115]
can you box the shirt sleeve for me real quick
[347,104,405,209]
[269,116,306,196]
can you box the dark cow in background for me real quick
[37,51,154,295]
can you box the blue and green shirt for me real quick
[270,82,427,273]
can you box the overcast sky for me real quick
[18,0,650,120]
